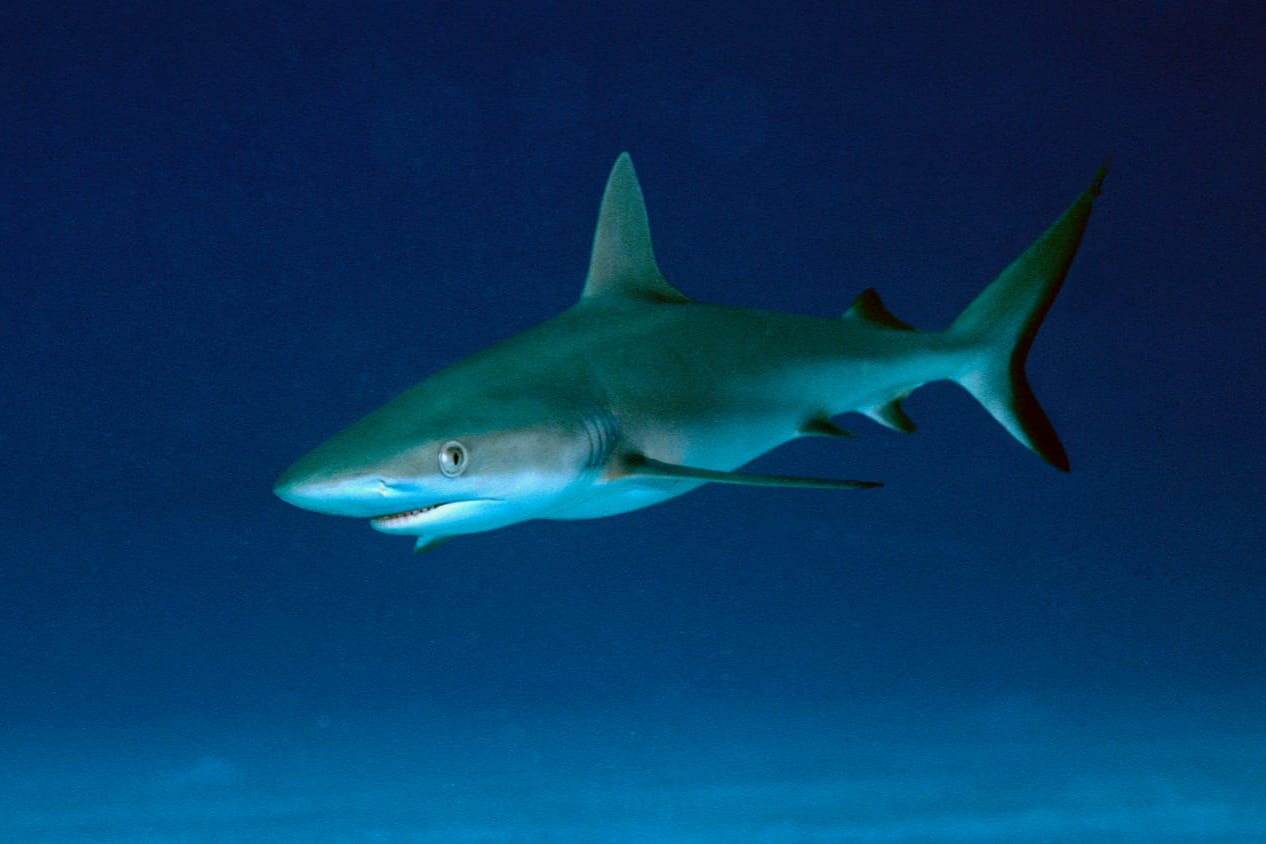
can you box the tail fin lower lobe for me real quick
[949,162,1108,471]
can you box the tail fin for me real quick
[950,162,1108,471]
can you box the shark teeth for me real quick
[370,503,446,527]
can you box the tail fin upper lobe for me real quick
[950,162,1109,471]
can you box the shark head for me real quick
[274,379,616,549]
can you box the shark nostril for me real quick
[380,479,421,494]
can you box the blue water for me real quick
[4,2,1264,840]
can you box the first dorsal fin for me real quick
[581,153,690,303]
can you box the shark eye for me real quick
[438,440,468,477]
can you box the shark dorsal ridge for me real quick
[581,153,689,303]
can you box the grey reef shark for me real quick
[275,153,1107,553]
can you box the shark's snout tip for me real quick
[272,477,299,503]
[272,466,332,511]
[272,479,309,510]
[272,467,418,519]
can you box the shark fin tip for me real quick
[1091,157,1111,196]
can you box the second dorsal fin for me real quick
[843,289,915,331]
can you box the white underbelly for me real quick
[545,478,704,521]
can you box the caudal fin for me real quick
[950,162,1108,471]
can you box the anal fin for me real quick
[863,399,916,433]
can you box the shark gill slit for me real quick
[583,411,619,470]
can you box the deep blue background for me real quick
[3,2,1264,839]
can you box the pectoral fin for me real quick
[616,454,881,490]
[413,535,454,554]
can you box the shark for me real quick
[275,153,1106,552]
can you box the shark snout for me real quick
[273,475,336,515]
[273,474,360,517]
[273,469,428,519]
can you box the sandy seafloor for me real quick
[5,698,1263,842]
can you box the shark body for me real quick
[275,154,1106,552]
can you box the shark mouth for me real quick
[370,503,450,530]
